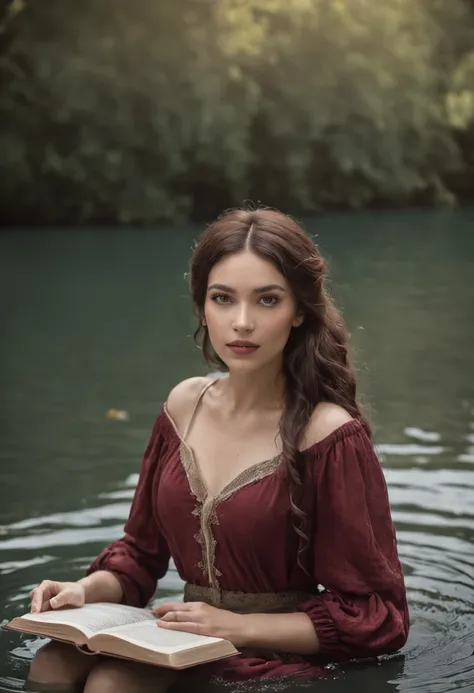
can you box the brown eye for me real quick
[211,294,232,305]
[259,296,279,306]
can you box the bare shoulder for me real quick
[165,376,213,431]
[302,401,354,448]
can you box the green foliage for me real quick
[447,52,474,129]
[0,0,473,224]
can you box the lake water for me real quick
[1,210,473,692]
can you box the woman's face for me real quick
[203,250,302,373]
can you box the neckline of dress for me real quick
[162,403,364,502]
[163,402,283,502]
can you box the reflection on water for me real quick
[1,211,474,691]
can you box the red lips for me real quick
[227,340,259,348]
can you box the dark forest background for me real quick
[1,0,474,225]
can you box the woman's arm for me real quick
[85,411,171,607]
[29,570,124,613]
[155,601,319,653]
[295,417,409,660]
[78,570,124,604]
[240,612,319,654]
[30,409,172,614]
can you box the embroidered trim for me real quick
[195,498,221,586]
[217,453,283,504]
[177,431,283,589]
[180,442,206,501]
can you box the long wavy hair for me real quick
[189,207,370,570]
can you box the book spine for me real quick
[75,643,97,656]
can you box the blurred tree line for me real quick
[1,0,474,225]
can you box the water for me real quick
[1,210,474,691]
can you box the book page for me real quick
[94,620,223,653]
[18,603,154,639]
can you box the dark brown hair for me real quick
[190,207,370,569]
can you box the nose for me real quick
[232,304,254,333]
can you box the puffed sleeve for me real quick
[86,410,171,607]
[298,420,409,660]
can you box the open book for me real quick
[6,602,238,669]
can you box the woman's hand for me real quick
[29,580,86,613]
[153,601,248,647]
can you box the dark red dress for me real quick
[87,404,409,680]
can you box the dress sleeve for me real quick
[86,410,171,608]
[298,421,410,661]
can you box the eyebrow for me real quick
[208,283,286,294]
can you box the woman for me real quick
[27,208,409,692]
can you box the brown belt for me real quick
[184,582,311,614]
